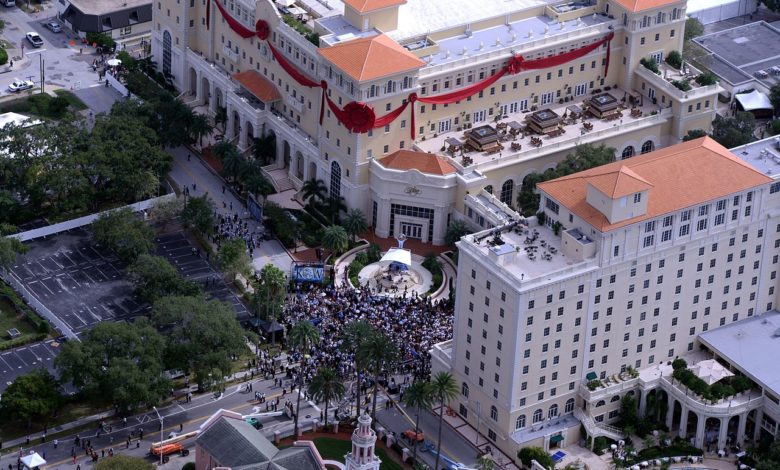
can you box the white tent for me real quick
[691,359,734,385]
[276,0,296,7]
[20,452,46,469]
[379,248,412,268]
[735,90,773,111]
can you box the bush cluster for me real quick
[640,58,660,74]
[671,80,692,92]
[671,359,753,401]
[0,47,8,66]
[347,244,381,287]
[665,50,682,69]
[695,72,717,86]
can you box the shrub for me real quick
[86,32,116,50]
[696,72,717,86]
[518,446,555,469]
[182,463,196,470]
[536,211,547,225]
[671,80,692,92]
[640,58,660,75]
[0,47,7,66]
[587,379,601,391]
[671,358,687,370]
[366,243,381,263]
[665,50,682,69]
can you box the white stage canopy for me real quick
[21,452,46,469]
[735,90,773,111]
[277,0,296,7]
[379,248,412,268]
[691,359,734,385]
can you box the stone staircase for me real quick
[262,164,295,193]
[575,408,624,442]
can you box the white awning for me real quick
[735,90,773,111]
[691,359,734,385]
[276,0,296,7]
[379,248,412,267]
[21,453,46,469]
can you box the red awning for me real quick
[232,70,281,103]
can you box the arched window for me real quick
[548,404,559,419]
[484,185,493,194]
[596,400,606,408]
[162,31,172,76]
[330,161,341,201]
[500,180,514,206]
[533,409,543,423]
[490,406,498,421]
[565,398,575,414]
[656,12,663,24]
[462,383,469,398]
[611,395,621,402]
[627,390,636,396]
[641,140,655,154]
[515,415,526,429]
[621,146,635,159]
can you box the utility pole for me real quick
[39,53,44,94]
[152,406,163,466]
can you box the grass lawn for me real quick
[0,297,39,347]
[312,437,405,470]
[54,89,88,110]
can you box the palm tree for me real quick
[403,381,433,464]
[308,367,345,430]
[301,178,327,207]
[326,195,347,224]
[430,372,458,470]
[321,225,348,256]
[244,162,275,199]
[288,321,320,435]
[214,106,228,132]
[342,209,368,244]
[188,113,212,147]
[357,332,398,426]
[341,321,374,417]
[214,142,246,182]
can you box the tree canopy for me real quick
[770,83,780,116]
[94,455,155,470]
[684,18,704,41]
[517,144,615,216]
[518,446,555,469]
[711,112,755,149]
[252,263,287,320]
[682,129,708,141]
[218,238,251,279]
[182,194,214,236]
[0,370,61,427]
[0,224,27,271]
[127,254,200,302]
[444,219,471,246]
[55,319,170,414]
[150,295,246,387]
[91,208,155,264]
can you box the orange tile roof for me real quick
[232,70,281,102]
[537,137,773,232]
[613,0,680,12]
[378,150,456,175]
[588,165,653,198]
[342,0,406,13]
[318,34,424,82]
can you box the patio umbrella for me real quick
[691,359,734,385]
[106,58,121,67]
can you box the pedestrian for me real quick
[54,439,58,449]
[179,423,183,432]
[101,450,104,458]
[222,185,225,194]
[193,183,197,191]
[9,60,13,68]
[72,456,76,465]
[77,465,80,470]
[188,154,191,161]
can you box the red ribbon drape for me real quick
[211,0,612,139]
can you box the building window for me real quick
[490,406,498,421]
[162,31,172,76]
[515,415,526,429]
[533,409,543,423]
[565,398,575,414]
[500,180,514,207]
[641,140,654,154]
[329,161,341,201]
[548,404,558,419]
[622,146,635,159]
[461,382,469,398]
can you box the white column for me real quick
[431,205,448,245]
[226,105,236,140]
[694,413,706,449]
[209,82,217,114]
[678,406,689,439]
[753,409,764,443]
[238,116,248,150]
[638,390,648,417]
[737,412,748,445]
[717,417,728,451]
[665,396,675,430]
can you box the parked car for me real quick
[26,32,44,47]
[245,417,263,430]
[44,21,62,33]
[7,79,34,92]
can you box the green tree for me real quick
[148,196,184,229]
[188,113,212,147]
[476,455,496,470]
[0,370,60,428]
[325,196,347,224]
[91,208,155,263]
[357,331,397,426]
[213,141,246,182]
[150,295,246,389]
[55,319,169,414]
[444,219,471,246]
[115,51,138,72]
[517,446,555,469]
[0,225,27,271]
[770,83,780,116]
[252,263,287,321]
[341,320,374,417]
[86,32,116,50]
[683,129,708,141]
[214,107,228,132]
[243,162,275,199]
[619,394,639,430]
[321,225,348,255]
[94,454,155,470]
[288,321,321,435]
[403,381,433,464]
[711,112,756,148]
[761,0,780,12]
[301,178,328,209]
[308,367,345,429]
[218,238,251,280]
[127,254,200,302]
[342,209,368,244]
[181,194,214,236]
[252,134,276,165]
[263,201,298,248]
[665,50,682,69]
[430,372,459,470]
[684,18,704,42]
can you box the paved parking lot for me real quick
[0,339,62,389]
[154,232,250,319]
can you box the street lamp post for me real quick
[152,406,163,466]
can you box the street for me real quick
[0,4,103,97]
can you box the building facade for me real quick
[152,0,720,244]
[57,0,153,46]
[430,136,780,464]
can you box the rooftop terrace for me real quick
[415,86,670,174]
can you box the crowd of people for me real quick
[209,211,264,258]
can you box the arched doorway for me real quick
[232,110,241,139]
[188,67,197,96]
[330,161,341,201]
[245,122,255,150]
[705,417,721,451]
[162,31,172,76]
[295,151,304,180]
[500,179,514,207]
[727,415,740,447]
[684,411,699,441]
[671,400,683,434]
[641,140,655,154]
[282,141,291,169]
[745,409,758,442]
[308,162,317,181]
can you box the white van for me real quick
[2,0,16,7]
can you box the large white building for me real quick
[431,136,780,464]
[151,0,721,244]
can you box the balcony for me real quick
[268,108,319,150]
[414,86,671,175]
[661,376,763,418]
[579,375,640,403]
[634,61,721,101]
